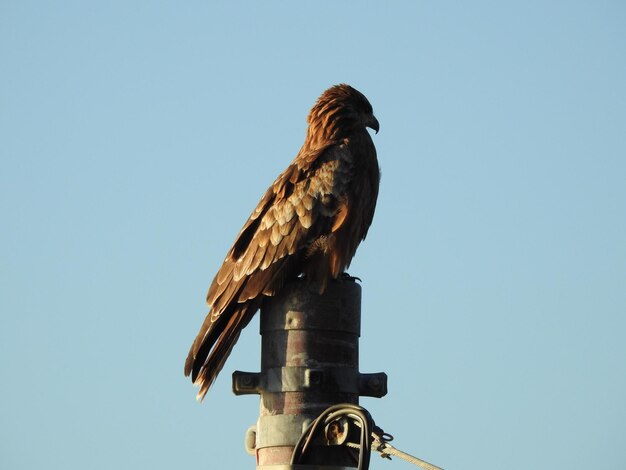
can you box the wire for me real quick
[371,431,443,470]
[291,403,444,470]
[291,404,373,469]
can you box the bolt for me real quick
[368,377,381,390]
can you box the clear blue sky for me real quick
[1,2,625,469]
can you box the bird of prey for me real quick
[185,84,380,400]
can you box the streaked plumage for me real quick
[185,84,380,400]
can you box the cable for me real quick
[291,404,374,469]
[371,431,443,470]
[291,403,444,470]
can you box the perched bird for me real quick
[185,84,380,400]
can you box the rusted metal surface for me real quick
[257,466,354,470]
[233,278,387,468]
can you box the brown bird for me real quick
[184,84,380,400]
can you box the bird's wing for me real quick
[206,142,352,315]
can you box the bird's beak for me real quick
[367,115,380,134]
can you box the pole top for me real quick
[261,279,362,335]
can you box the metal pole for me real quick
[233,278,387,469]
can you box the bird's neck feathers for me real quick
[303,98,360,149]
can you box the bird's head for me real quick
[306,84,379,145]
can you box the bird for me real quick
[184,84,380,400]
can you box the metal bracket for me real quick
[232,371,262,394]
[233,369,387,397]
[358,372,388,398]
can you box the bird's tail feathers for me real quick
[184,303,255,401]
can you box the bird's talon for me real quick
[340,273,362,283]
